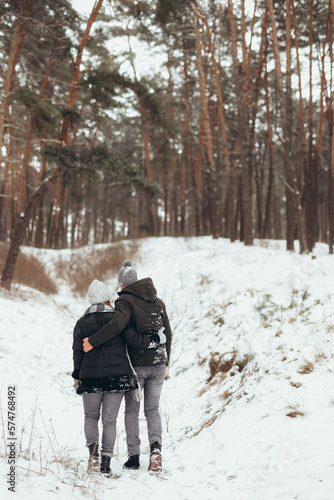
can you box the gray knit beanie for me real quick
[118,259,138,287]
[87,279,111,305]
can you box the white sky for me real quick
[71,0,96,15]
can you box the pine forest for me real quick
[0,0,333,288]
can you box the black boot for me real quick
[100,455,112,476]
[123,454,140,470]
[148,441,162,473]
[87,443,99,472]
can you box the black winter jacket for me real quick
[87,278,172,367]
[72,304,154,394]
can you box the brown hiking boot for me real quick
[87,443,99,473]
[148,441,162,473]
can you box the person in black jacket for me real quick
[82,260,172,474]
[72,278,162,476]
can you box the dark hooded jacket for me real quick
[72,304,155,394]
[87,278,172,367]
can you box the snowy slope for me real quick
[1,237,334,500]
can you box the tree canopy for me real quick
[0,0,333,287]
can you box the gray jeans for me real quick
[82,391,124,457]
[124,365,165,456]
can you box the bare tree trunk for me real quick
[329,96,334,253]
[225,140,240,241]
[240,0,253,245]
[162,161,169,237]
[180,35,191,236]
[285,0,297,244]
[267,0,307,252]
[328,0,334,253]
[227,0,253,245]
[193,11,218,237]
[166,48,178,236]
[262,64,274,239]
[291,0,308,249]
[1,112,15,230]
[0,15,27,234]
[303,0,317,251]
[303,3,330,251]
[249,9,268,211]
[161,132,169,236]
[194,114,204,236]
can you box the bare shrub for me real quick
[198,274,212,287]
[207,350,256,382]
[286,405,305,418]
[213,316,225,326]
[290,381,302,388]
[207,351,237,382]
[54,241,140,296]
[197,356,207,367]
[0,242,57,295]
[298,359,314,374]
[192,413,219,437]
[220,390,232,400]
[314,350,327,363]
[197,385,209,397]
[261,321,271,328]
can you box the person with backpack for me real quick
[82,260,172,473]
[72,278,164,476]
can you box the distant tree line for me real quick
[0,0,333,288]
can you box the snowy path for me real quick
[1,237,334,499]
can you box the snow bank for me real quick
[0,237,334,499]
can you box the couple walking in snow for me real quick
[71,260,172,476]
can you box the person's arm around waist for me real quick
[83,300,132,352]
[122,325,160,349]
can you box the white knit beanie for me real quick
[87,279,111,305]
[118,259,138,287]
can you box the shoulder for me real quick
[73,319,82,335]
[77,311,114,333]
[115,295,133,309]
[155,297,166,311]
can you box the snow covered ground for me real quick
[1,237,334,500]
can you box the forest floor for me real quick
[0,236,334,500]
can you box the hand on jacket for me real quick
[147,330,166,349]
[83,337,93,352]
[147,334,159,348]
[73,379,79,391]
